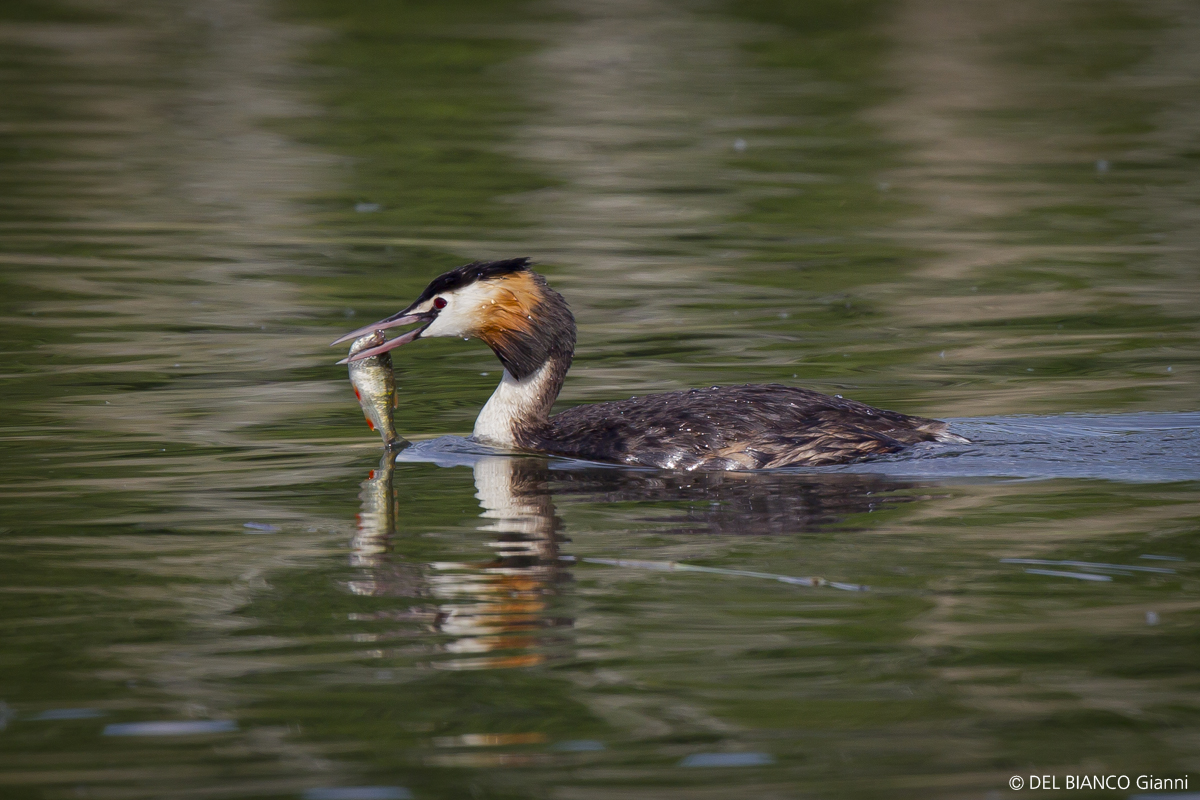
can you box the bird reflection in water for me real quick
[348,451,570,671]
[346,443,922,670]
[547,467,916,538]
[426,456,570,670]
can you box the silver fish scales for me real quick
[347,332,406,447]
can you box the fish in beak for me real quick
[345,331,406,448]
[331,307,435,365]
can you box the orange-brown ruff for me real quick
[336,258,967,470]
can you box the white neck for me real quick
[472,361,558,447]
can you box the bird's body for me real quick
[537,385,955,469]
[335,258,965,469]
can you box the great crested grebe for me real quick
[334,258,966,470]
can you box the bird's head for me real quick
[333,258,574,379]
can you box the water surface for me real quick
[1,0,1197,797]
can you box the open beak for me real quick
[331,309,434,364]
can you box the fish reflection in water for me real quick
[345,441,919,670]
[347,453,408,585]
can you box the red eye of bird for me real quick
[433,297,447,309]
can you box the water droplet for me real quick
[1146,611,1159,625]
[733,138,747,152]
[354,202,381,213]
[1096,159,1109,173]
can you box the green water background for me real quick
[0,0,1197,797]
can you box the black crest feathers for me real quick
[412,258,531,306]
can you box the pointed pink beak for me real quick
[331,311,434,364]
